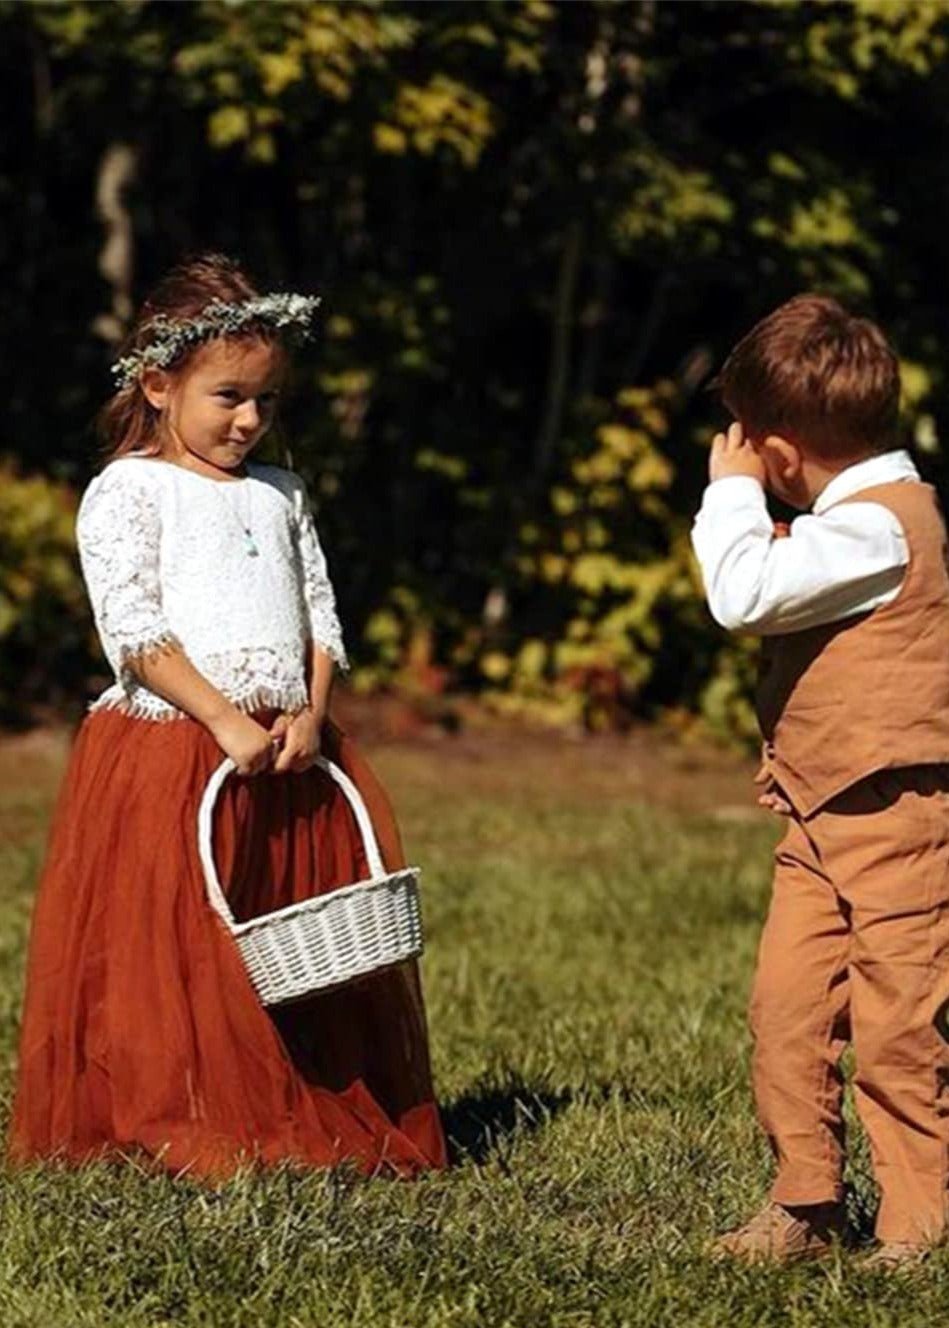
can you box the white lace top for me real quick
[77,456,347,721]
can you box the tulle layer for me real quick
[8,708,447,1180]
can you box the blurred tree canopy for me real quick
[3,0,949,732]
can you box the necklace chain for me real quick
[214,479,259,557]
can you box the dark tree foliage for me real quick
[3,0,949,733]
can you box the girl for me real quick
[8,253,447,1179]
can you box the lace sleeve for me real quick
[291,478,348,671]
[76,466,178,690]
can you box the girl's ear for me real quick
[140,367,172,412]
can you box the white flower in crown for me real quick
[110,292,321,389]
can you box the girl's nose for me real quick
[234,400,261,435]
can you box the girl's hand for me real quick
[710,421,767,485]
[209,710,276,776]
[271,706,322,775]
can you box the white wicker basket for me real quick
[197,756,424,1007]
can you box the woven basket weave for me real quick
[197,757,424,1007]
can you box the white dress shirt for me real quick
[690,449,921,635]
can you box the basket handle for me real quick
[197,756,388,928]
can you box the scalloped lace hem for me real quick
[89,681,311,723]
[115,629,182,673]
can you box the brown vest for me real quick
[756,482,949,817]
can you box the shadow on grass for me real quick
[443,1077,573,1166]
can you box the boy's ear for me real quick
[760,434,802,479]
[140,367,172,411]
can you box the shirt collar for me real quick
[812,449,920,515]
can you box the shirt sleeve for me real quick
[290,476,348,670]
[76,466,178,690]
[690,475,909,635]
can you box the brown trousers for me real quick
[751,765,949,1243]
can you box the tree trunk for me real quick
[533,217,583,484]
[576,251,615,401]
[92,143,137,345]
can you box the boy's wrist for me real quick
[706,473,765,494]
[700,474,768,518]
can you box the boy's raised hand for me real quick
[709,421,767,485]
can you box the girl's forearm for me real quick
[306,643,335,718]
[132,645,238,731]
[133,641,334,732]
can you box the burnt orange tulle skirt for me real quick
[8,707,447,1180]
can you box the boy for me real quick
[691,294,949,1268]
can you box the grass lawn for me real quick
[0,721,946,1326]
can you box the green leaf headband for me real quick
[110,293,321,390]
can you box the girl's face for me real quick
[143,338,283,476]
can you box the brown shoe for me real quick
[861,1241,931,1272]
[711,1201,847,1264]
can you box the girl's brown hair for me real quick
[99,252,279,459]
[718,294,900,460]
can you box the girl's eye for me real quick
[215,390,278,406]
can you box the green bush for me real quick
[345,385,760,745]
[0,462,91,724]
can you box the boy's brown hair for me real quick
[718,294,900,459]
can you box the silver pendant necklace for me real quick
[215,478,259,557]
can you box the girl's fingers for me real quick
[727,420,744,448]
[288,749,317,773]
[271,744,317,775]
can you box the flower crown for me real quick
[110,292,321,390]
